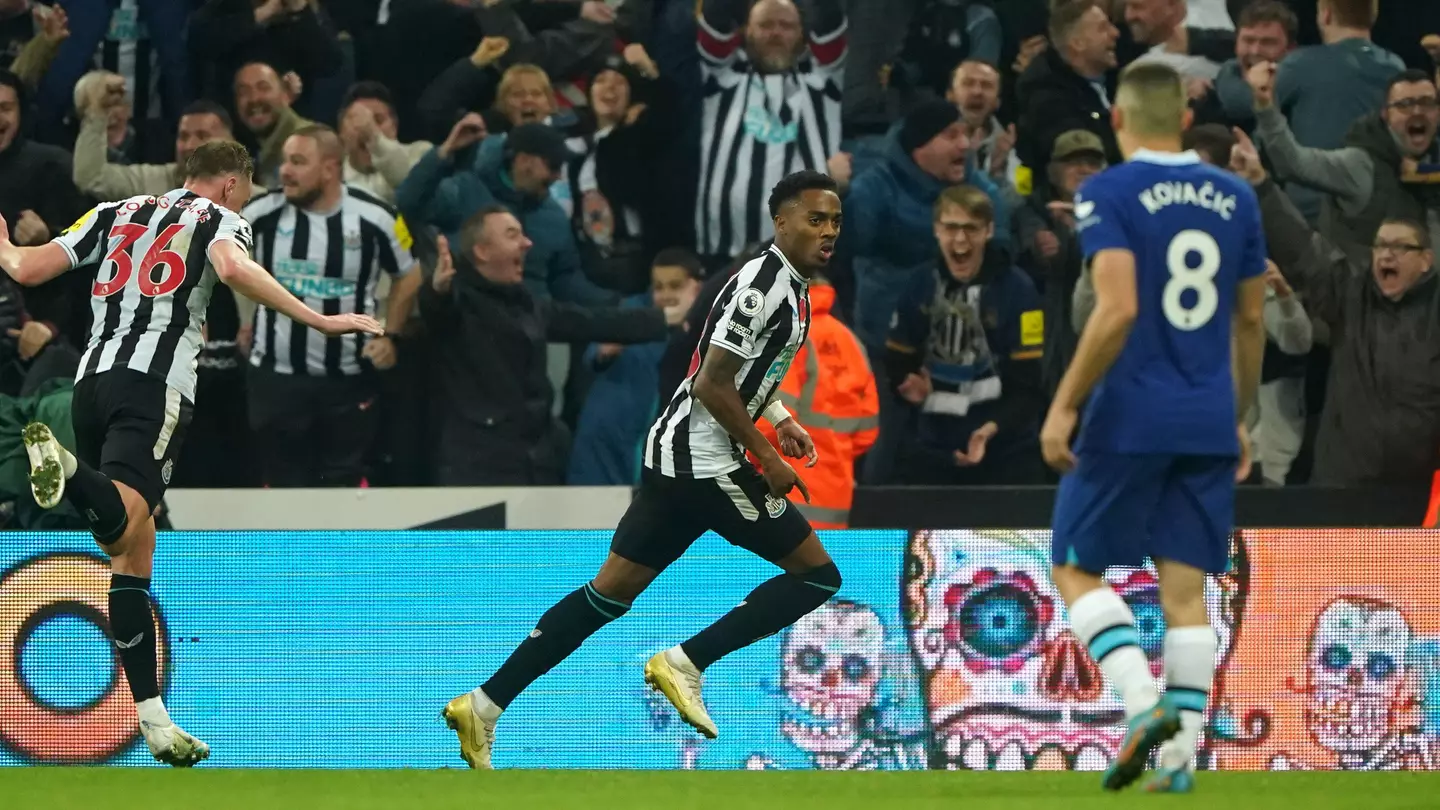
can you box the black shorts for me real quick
[610,465,814,571]
[72,369,195,512]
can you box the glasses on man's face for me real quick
[1388,97,1440,113]
[1372,241,1425,256]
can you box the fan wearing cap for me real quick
[397,117,605,304]
[844,99,1011,358]
[1015,129,1108,398]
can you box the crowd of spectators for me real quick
[0,0,1436,516]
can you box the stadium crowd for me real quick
[0,0,1438,528]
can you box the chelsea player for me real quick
[1040,62,1268,793]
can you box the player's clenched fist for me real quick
[776,418,818,467]
[1040,406,1079,473]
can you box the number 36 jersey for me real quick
[54,189,253,402]
[1072,149,1267,457]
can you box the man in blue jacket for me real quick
[396,115,605,303]
[844,99,1011,357]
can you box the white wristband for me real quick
[764,401,791,426]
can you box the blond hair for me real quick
[1115,61,1186,138]
[497,64,553,102]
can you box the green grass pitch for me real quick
[4,769,1438,810]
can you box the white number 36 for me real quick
[1163,229,1220,331]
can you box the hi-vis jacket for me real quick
[759,284,879,528]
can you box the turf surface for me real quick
[4,769,1437,810]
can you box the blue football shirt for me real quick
[1071,149,1267,456]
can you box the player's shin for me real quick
[1063,584,1159,720]
[1159,625,1218,770]
[680,562,841,670]
[109,574,161,705]
[480,582,631,709]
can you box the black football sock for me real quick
[66,461,129,545]
[482,582,630,709]
[109,575,160,703]
[681,562,842,670]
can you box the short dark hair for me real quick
[1382,217,1431,250]
[340,80,395,116]
[1386,69,1436,101]
[183,140,254,180]
[1236,0,1298,44]
[1182,123,1238,167]
[1320,0,1378,29]
[1049,0,1101,47]
[767,170,839,218]
[651,247,704,279]
[460,203,516,257]
[180,99,232,132]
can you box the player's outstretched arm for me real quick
[209,240,385,338]
[0,214,72,286]
[693,345,811,501]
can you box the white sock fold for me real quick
[136,696,171,729]
[58,444,77,479]
[468,687,503,720]
[1067,587,1158,720]
[1161,625,1218,770]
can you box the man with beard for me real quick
[949,60,1021,190]
[233,61,314,187]
[1249,65,1440,269]
[239,125,421,487]
[693,0,848,270]
[1017,0,1122,172]
[1188,0,1296,132]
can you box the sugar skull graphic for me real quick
[1271,596,1438,770]
[905,530,1249,771]
[777,600,927,770]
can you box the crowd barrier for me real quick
[3,527,1438,770]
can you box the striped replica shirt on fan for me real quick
[54,189,252,402]
[242,186,416,376]
[694,2,847,259]
[645,244,811,479]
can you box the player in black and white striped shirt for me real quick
[439,171,843,770]
[0,141,380,767]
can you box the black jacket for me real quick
[1259,179,1440,485]
[420,254,667,485]
[1015,47,1121,172]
